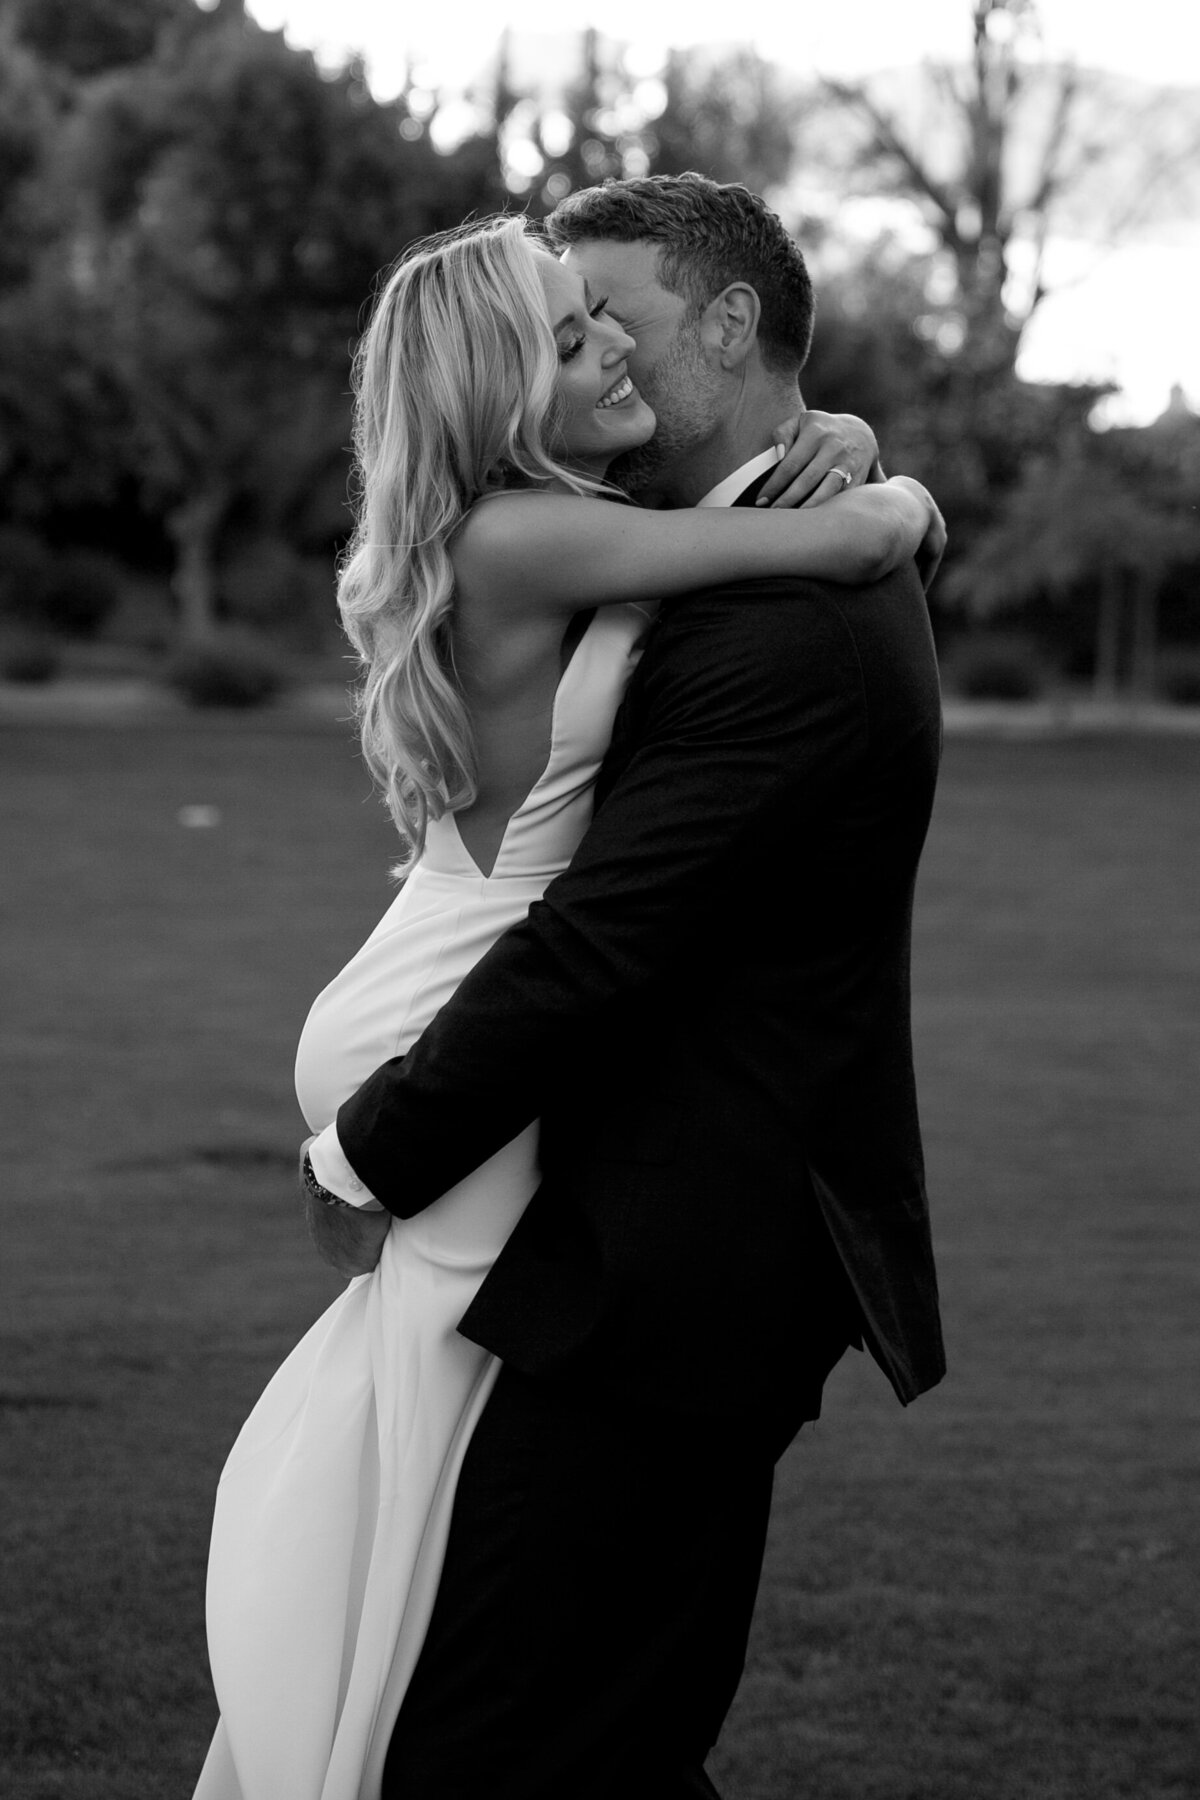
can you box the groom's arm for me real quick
[334,578,883,1216]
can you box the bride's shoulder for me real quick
[459,488,613,541]
[453,490,626,608]
[458,488,558,540]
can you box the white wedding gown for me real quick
[194,605,646,1800]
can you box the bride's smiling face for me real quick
[538,256,656,476]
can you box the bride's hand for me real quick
[885,476,947,592]
[756,411,882,510]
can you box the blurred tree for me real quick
[0,20,65,289]
[66,5,506,640]
[808,0,1200,544]
[803,238,959,478]
[801,229,1109,629]
[0,15,142,554]
[487,32,794,217]
[3,0,195,80]
[0,274,136,526]
[647,45,797,196]
[939,422,1200,697]
[534,29,624,204]
[814,0,1200,395]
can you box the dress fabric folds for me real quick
[194,606,646,1800]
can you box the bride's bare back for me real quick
[446,477,938,876]
[449,608,593,878]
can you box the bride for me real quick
[194,212,942,1800]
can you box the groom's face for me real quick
[559,240,722,496]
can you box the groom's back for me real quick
[461,564,945,1444]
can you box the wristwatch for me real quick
[301,1149,357,1210]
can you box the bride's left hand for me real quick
[756,410,882,509]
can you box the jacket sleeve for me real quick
[337,582,869,1215]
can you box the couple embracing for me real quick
[195,171,946,1800]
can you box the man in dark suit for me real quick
[303,174,946,1799]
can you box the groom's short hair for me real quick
[546,172,815,376]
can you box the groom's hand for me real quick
[299,1141,391,1279]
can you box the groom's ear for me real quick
[700,283,761,371]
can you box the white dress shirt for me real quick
[695,445,784,509]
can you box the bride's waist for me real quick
[295,871,553,1129]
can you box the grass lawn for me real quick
[2,719,1198,1799]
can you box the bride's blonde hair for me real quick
[337,214,600,868]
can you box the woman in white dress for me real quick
[194,214,942,1800]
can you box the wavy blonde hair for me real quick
[338,214,602,869]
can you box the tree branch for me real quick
[1024,63,1078,218]
[818,75,963,244]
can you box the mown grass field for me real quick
[2,718,1197,1800]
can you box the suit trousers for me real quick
[380,1364,779,1800]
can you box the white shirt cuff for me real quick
[308,1125,384,1210]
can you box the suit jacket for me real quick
[337,480,946,1446]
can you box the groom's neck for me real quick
[645,373,805,509]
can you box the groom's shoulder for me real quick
[640,566,939,738]
[653,562,931,674]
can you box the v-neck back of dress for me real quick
[295,602,647,1136]
[434,604,645,884]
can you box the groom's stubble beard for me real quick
[606,318,723,502]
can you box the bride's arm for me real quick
[453,478,942,622]
[757,410,884,510]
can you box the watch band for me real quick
[301,1149,357,1210]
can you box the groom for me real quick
[305,173,945,1798]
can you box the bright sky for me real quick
[246,0,1200,422]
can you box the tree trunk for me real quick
[168,488,227,644]
[1093,564,1123,701]
[1130,572,1160,707]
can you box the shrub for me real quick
[1156,649,1200,706]
[41,549,124,638]
[945,635,1049,702]
[100,575,175,653]
[162,630,288,709]
[0,628,62,684]
[0,526,56,627]
[218,538,336,647]
[0,534,127,639]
